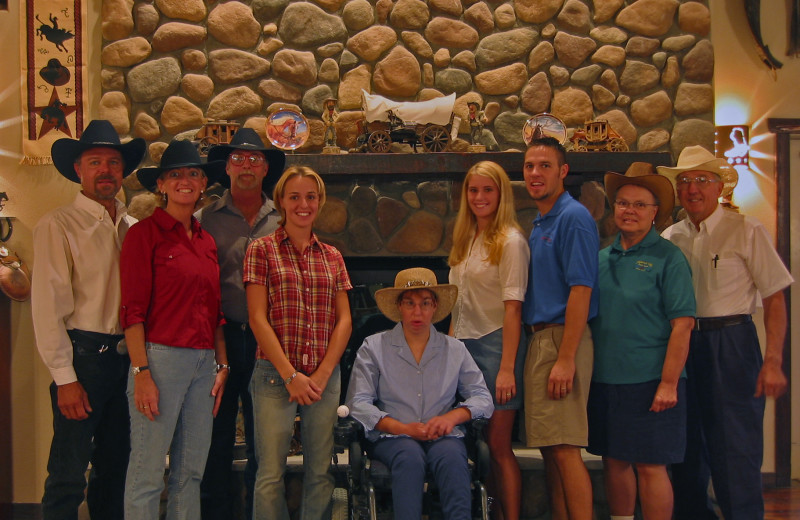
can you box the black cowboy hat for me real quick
[207,128,286,191]
[137,140,225,193]
[51,120,146,183]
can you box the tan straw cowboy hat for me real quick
[605,162,675,229]
[375,268,458,324]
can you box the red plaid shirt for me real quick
[243,227,352,373]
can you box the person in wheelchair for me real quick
[346,267,494,520]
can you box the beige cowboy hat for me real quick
[605,162,675,229]
[375,268,458,324]
[656,145,739,189]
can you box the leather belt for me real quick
[532,322,562,333]
[694,314,751,331]
[68,329,124,355]
[225,320,251,332]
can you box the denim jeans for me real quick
[125,343,217,520]
[371,436,471,520]
[201,322,258,520]
[251,360,340,520]
[41,338,130,520]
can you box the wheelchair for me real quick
[335,415,491,520]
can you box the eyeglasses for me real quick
[399,299,435,310]
[675,175,720,186]
[614,200,658,211]
[229,153,265,166]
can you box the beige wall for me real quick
[709,0,800,478]
[1,0,798,503]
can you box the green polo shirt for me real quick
[590,227,696,384]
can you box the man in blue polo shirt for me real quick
[522,137,598,520]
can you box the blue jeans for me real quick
[125,344,217,520]
[42,335,130,520]
[371,436,471,520]
[250,360,340,520]
[201,322,258,520]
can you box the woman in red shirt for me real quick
[244,166,352,520]
[120,140,229,520]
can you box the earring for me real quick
[161,191,167,202]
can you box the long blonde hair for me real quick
[448,161,521,267]
[272,165,327,226]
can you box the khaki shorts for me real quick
[523,325,593,448]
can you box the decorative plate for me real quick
[522,113,567,146]
[266,109,310,151]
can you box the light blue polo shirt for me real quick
[522,191,599,325]
[590,227,696,384]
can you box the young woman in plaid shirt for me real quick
[244,166,352,520]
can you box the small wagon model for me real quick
[356,90,457,153]
[193,120,241,156]
[570,120,628,152]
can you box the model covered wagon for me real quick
[355,90,457,153]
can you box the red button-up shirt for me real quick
[243,226,352,374]
[120,208,223,349]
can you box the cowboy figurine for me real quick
[322,98,339,148]
[467,101,486,146]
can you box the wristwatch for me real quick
[131,365,150,376]
[284,371,298,385]
[216,363,230,373]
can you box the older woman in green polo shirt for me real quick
[588,163,696,520]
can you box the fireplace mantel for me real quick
[285,151,673,182]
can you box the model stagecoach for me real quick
[355,90,457,153]
[569,120,628,152]
[193,120,241,156]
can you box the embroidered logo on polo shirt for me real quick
[634,260,652,272]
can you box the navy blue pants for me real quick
[371,436,471,520]
[672,320,765,520]
[201,322,258,520]
[41,337,130,520]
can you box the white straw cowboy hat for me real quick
[375,268,458,324]
[605,162,675,229]
[657,145,739,190]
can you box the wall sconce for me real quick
[715,125,748,211]
[715,125,750,167]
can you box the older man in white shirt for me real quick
[32,120,145,520]
[659,146,794,520]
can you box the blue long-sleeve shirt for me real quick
[346,323,494,442]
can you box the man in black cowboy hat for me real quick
[197,128,286,520]
[31,119,145,519]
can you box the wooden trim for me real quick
[0,294,11,504]
[767,118,799,487]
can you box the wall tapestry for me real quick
[20,0,87,165]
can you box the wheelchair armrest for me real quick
[466,418,490,481]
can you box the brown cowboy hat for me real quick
[374,268,458,324]
[604,162,675,229]
[51,120,146,182]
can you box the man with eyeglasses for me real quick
[197,128,286,520]
[659,145,793,520]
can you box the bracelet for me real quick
[216,363,230,373]
[284,371,298,385]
